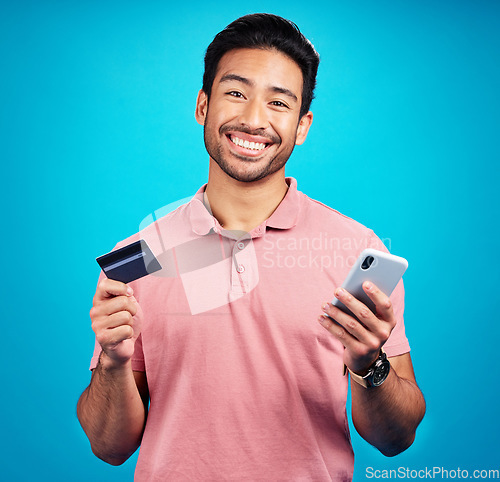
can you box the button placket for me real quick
[232,246,246,290]
[231,235,252,291]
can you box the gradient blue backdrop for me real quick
[1,0,499,480]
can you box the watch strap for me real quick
[347,348,388,388]
[348,367,371,388]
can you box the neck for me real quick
[204,159,289,233]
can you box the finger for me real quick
[97,324,134,349]
[106,310,135,330]
[362,282,395,325]
[321,302,379,347]
[318,312,384,373]
[317,313,364,352]
[333,288,393,343]
[94,278,133,302]
[91,308,134,333]
[333,287,379,329]
[90,296,138,324]
[98,295,138,317]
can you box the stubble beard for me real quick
[203,121,296,183]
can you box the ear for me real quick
[195,89,208,126]
[295,111,313,146]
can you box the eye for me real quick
[226,91,244,98]
[270,100,289,109]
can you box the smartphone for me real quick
[332,248,408,316]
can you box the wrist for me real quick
[348,349,391,388]
[351,355,380,377]
[98,351,133,372]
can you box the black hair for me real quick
[202,13,320,119]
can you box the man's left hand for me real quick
[318,281,396,375]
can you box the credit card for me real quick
[96,239,162,283]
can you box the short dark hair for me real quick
[202,13,320,119]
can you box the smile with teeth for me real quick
[229,135,268,151]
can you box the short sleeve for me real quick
[368,231,410,357]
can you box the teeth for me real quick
[230,135,266,151]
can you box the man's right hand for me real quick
[79,278,146,465]
[90,278,140,368]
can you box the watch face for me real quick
[372,360,391,386]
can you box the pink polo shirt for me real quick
[90,178,409,481]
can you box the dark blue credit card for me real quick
[96,239,162,283]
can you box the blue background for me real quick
[1,0,499,480]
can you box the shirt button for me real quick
[236,265,245,273]
[237,242,245,250]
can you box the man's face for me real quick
[196,48,312,183]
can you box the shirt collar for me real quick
[265,177,301,230]
[189,195,216,236]
[188,177,301,236]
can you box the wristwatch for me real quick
[348,349,391,388]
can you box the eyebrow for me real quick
[219,74,299,103]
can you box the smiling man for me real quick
[78,14,425,481]
[199,48,311,186]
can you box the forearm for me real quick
[351,368,426,456]
[77,355,146,465]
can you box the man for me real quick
[77,13,425,481]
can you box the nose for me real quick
[238,98,269,131]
